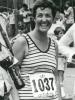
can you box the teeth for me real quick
[41,24,47,27]
[41,24,47,25]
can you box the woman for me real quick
[12,0,61,99]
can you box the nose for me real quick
[42,16,47,22]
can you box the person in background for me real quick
[58,23,75,62]
[54,7,65,25]
[48,7,65,38]
[19,4,31,33]
[12,0,62,99]
[9,10,15,38]
[64,1,74,31]
[0,14,19,100]
[19,4,27,15]
[29,8,35,30]
[54,27,66,98]
[58,23,75,100]
[17,15,23,34]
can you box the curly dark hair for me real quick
[32,0,57,19]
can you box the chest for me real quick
[23,38,57,69]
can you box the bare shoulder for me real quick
[15,34,26,43]
[11,34,27,46]
[12,34,29,58]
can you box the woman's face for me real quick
[35,7,53,33]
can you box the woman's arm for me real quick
[10,35,28,100]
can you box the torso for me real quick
[21,33,57,74]
[18,33,58,99]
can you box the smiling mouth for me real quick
[41,24,48,27]
[41,25,49,29]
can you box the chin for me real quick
[40,28,49,33]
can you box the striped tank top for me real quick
[18,34,58,100]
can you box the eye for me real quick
[45,14,52,18]
[37,13,43,18]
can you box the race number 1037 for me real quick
[29,73,57,98]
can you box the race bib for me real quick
[29,73,57,98]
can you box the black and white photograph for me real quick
[0,0,75,100]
